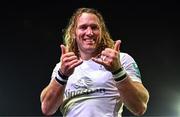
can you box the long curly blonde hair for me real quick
[63,8,114,57]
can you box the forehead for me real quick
[77,13,99,26]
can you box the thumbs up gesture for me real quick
[60,45,83,77]
[92,40,122,72]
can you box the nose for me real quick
[86,27,93,36]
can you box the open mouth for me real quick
[83,38,95,43]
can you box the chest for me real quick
[66,60,113,90]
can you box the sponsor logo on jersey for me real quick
[64,77,106,100]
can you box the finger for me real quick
[92,57,107,67]
[62,52,76,58]
[114,40,121,51]
[101,55,106,61]
[69,60,83,69]
[62,55,78,62]
[60,44,67,55]
[101,49,112,57]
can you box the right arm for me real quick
[40,79,65,115]
[40,45,82,115]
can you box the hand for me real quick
[60,45,83,76]
[92,40,121,72]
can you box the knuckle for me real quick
[62,58,68,62]
[101,50,105,55]
[66,63,70,68]
[64,63,69,68]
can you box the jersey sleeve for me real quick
[120,53,142,83]
[51,62,61,79]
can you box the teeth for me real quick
[84,38,95,41]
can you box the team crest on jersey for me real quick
[71,77,93,89]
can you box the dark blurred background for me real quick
[0,0,180,116]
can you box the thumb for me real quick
[60,44,67,55]
[114,40,121,51]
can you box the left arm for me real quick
[116,76,149,116]
[92,40,149,116]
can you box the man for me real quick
[40,8,149,117]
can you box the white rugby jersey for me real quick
[51,52,142,117]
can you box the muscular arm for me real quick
[92,40,149,115]
[116,76,149,116]
[40,45,82,115]
[40,79,65,115]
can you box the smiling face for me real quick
[75,13,101,59]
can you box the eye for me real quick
[91,25,99,30]
[79,25,87,30]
